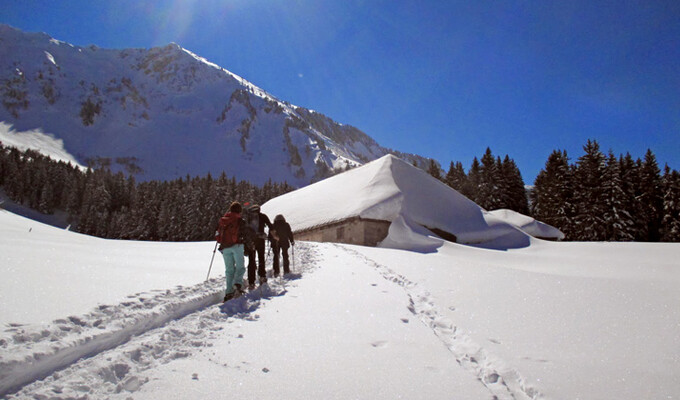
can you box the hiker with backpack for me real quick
[243,204,272,290]
[215,201,249,302]
[270,214,294,276]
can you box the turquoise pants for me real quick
[222,244,245,294]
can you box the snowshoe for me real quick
[224,284,245,302]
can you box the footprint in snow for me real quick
[371,340,388,348]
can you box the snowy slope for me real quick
[2,209,679,399]
[0,122,85,168]
[262,154,532,249]
[0,24,427,186]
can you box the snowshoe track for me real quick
[0,243,319,399]
[337,245,543,400]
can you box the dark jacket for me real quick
[272,215,294,248]
[256,212,272,240]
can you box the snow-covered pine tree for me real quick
[499,155,530,215]
[617,153,642,240]
[467,157,481,204]
[573,140,607,241]
[661,165,680,241]
[427,159,442,181]
[3,147,25,203]
[78,172,112,237]
[637,149,664,241]
[531,150,575,239]
[602,151,635,241]
[477,148,501,210]
[444,161,468,195]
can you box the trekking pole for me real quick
[292,244,295,274]
[206,241,219,281]
[264,238,269,267]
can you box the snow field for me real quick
[354,241,680,400]
[2,207,679,399]
[1,243,312,399]
[2,239,496,400]
[129,242,492,400]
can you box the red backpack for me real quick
[217,213,241,248]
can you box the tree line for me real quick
[0,144,294,241]
[427,147,530,215]
[531,140,679,242]
[2,141,678,242]
[427,141,679,242]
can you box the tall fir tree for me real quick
[427,159,442,181]
[444,161,468,194]
[661,165,680,241]
[477,148,501,210]
[467,157,481,204]
[637,149,663,241]
[531,150,574,239]
[618,153,643,239]
[602,151,635,240]
[500,155,530,214]
[573,140,607,240]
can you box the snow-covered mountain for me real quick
[0,24,426,186]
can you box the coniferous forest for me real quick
[430,141,679,242]
[0,144,294,241]
[2,140,679,242]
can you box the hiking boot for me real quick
[248,283,256,291]
[224,292,235,302]
[259,276,267,285]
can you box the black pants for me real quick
[272,244,290,275]
[246,240,266,285]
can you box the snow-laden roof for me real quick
[487,209,565,240]
[262,154,532,249]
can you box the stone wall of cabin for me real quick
[295,217,390,247]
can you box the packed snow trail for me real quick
[336,244,542,400]
[0,243,318,399]
[0,280,223,397]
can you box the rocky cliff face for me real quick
[0,24,427,186]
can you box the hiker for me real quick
[244,204,272,289]
[216,201,248,302]
[270,214,294,276]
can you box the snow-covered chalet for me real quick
[262,155,563,250]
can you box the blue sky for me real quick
[3,0,679,182]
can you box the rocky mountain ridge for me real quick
[0,24,426,186]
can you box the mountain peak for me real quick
[0,25,428,186]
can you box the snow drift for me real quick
[487,208,564,240]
